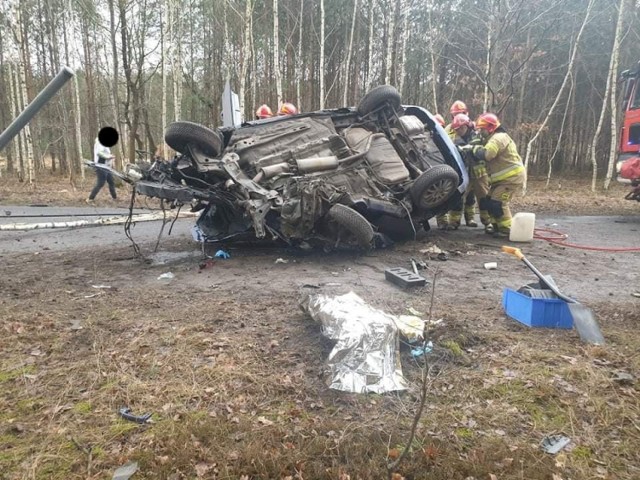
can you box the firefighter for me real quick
[278,102,298,116]
[468,113,526,237]
[436,102,470,230]
[444,100,468,135]
[256,104,273,119]
[445,113,479,228]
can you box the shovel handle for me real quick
[501,245,524,260]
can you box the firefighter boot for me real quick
[436,214,449,230]
[464,206,478,227]
[448,211,462,230]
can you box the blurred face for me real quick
[455,125,469,136]
[477,127,490,139]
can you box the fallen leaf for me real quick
[489,475,498,480]
[195,463,210,477]
[257,416,273,426]
[388,448,400,460]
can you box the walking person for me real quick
[86,137,118,203]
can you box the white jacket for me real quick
[93,138,113,165]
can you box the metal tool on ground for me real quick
[502,246,605,345]
[118,407,152,423]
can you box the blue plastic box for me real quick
[502,288,573,329]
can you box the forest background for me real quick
[0,0,639,190]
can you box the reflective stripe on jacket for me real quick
[481,132,524,183]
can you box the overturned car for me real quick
[131,86,468,249]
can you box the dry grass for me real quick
[1,243,639,479]
[1,173,639,478]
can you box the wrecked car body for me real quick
[132,86,468,249]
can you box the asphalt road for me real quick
[0,205,638,255]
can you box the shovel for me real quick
[502,246,605,345]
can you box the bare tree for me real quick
[589,1,624,191]
[342,0,358,106]
[319,0,325,109]
[604,0,629,190]
[273,0,282,108]
[239,0,253,120]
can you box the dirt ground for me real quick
[1,174,639,480]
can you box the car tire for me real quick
[165,121,223,157]
[410,165,460,210]
[357,85,402,116]
[327,204,374,249]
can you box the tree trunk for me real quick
[109,0,124,161]
[273,0,283,108]
[296,0,303,111]
[427,0,438,112]
[319,0,325,109]
[162,0,170,158]
[397,0,409,96]
[6,63,20,175]
[14,5,35,184]
[365,0,375,91]
[604,0,628,190]
[589,1,622,191]
[483,18,492,112]
[173,0,182,121]
[73,70,84,179]
[342,0,358,106]
[239,0,253,120]
[384,0,396,85]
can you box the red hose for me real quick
[533,227,640,252]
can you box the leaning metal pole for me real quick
[0,66,74,152]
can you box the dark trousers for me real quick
[89,169,117,200]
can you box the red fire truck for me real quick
[617,62,640,201]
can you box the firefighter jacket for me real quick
[473,132,524,183]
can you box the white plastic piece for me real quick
[484,262,497,270]
[509,212,536,242]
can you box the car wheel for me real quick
[357,85,402,116]
[326,204,374,249]
[410,165,460,210]
[165,121,223,157]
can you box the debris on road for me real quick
[275,258,289,264]
[157,272,175,281]
[420,245,443,255]
[385,267,427,288]
[214,249,231,259]
[411,341,433,357]
[484,262,498,270]
[91,284,112,289]
[540,435,571,454]
[612,371,634,385]
[118,407,152,424]
[303,291,408,393]
[394,315,426,342]
[112,461,139,480]
[69,320,83,330]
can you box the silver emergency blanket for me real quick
[304,291,408,393]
